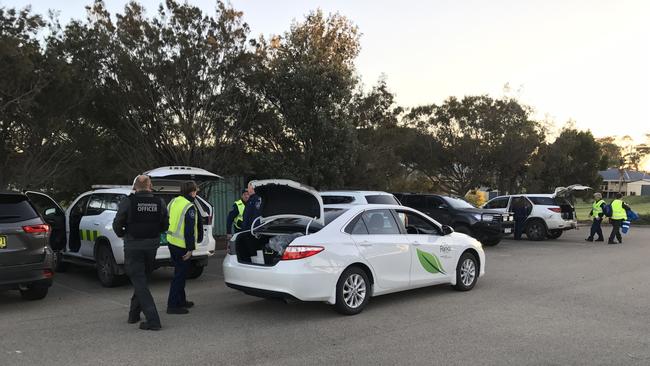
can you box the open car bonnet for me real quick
[253,179,324,226]
[553,184,592,198]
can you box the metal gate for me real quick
[201,176,245,237]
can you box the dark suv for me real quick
[393,193,514,246]
[0,191,63,300]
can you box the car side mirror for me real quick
[442,225,454,235]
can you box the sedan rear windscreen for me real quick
[365,195,400,205]
[0,195,39,223]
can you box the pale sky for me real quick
[3,0,650,142]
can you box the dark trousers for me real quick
[514,217,525,240]
[167,245,189,308]
[588,218,603,240]
[124,247,161,326]
[609,219,623,243]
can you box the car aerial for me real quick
[47,166,219,287]
[223,180,485,315]
[393,193,514,246]
[320,190,401,205]
[0,191,59,300]
[481,184,591,241]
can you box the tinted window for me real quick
[365,195,399,205]
[26,192,62,217]
[485,197,509,209]
[397,210,441,235]
[362,209,400,235]
[71,195,91,217]
[86,195,104,216]
[426,196,445,208]
[0,195,38,223]
[322,195,355,204]
[348,217,369,234]
[528,197,557,206]
[405,195,426,208]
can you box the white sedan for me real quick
[223,180,485,315]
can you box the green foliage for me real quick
[526,128,603,193]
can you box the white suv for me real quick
[320,191,401,206]
[53,167,219,287]
[482,185,590,241]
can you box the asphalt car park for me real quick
[2,227,650,366]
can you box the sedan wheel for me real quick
[453,252,479,291]
[335,267,370,315]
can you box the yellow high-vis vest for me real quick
[610,199,627,220]
[166,196,198,249]
[234,199,245,229]
[592,199,606,216]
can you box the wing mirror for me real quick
[441,225,454,235]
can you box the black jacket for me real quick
[113,191,169,249]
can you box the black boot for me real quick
[139,322,161,331]
[585,237,593,242]
[166,307,189,314]
[607,240,616,244]
[595,238,604,242]
[127,312,141,324]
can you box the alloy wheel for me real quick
[460,258,476,287]
[342,274,367,309]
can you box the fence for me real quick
[201,176,246,237]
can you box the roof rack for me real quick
[91,185,133,190]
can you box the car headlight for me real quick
[482,214,494,221]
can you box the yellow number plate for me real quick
[0,236,6,249]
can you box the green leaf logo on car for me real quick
[416,248,446,275]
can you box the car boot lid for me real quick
[142,166,223,182]
[553,184,591,198]
[253,179,324,226]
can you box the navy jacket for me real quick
[181,194,204,251]
[241,194,262,231]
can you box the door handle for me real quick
[412,242,421,246]
[93,222,100,226]
[358,241,373,247]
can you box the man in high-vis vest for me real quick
[608,192,631,245]
[226,189,250,238]
[166,181,200,314]
[113,175,168,331]
[585,192,606,242]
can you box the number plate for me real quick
[0,235,7,248]
[504,228,512,234]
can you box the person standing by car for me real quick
[113,175,168,331]
[226,189,249,238]
[241,181,262,232]
[512,196,529,240]
[166,181,200,314]
[585,192,606,242]
[608,193,630,245]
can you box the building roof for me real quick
[598,168,650,182]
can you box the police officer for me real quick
[226,189,250,238]
[608,193,631,245]
[585,192,606,242]
[113,175,168,331]
[511,196,529,240]
[166,181,200,314]
[241,181,262,232]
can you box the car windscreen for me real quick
[444,197,475,209]
[528,197,558,206]
[322,195,355,204]
[0,195,39,223]
[365,195,400,205]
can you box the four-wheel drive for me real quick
[43,166,220,287]
[393,193,514,246]
[0,191,56,300]
[481,185,591,241]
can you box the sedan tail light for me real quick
[547,207,562,213]
[23,224,50,234]
[281,246,324,261]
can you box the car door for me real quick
[77,194,107,257]
[348,209,411,291]
[395,209,454,286]
[427,196,453,225]
[67,194,91,253]
[25,191,67,251]
[483,196,510,213]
